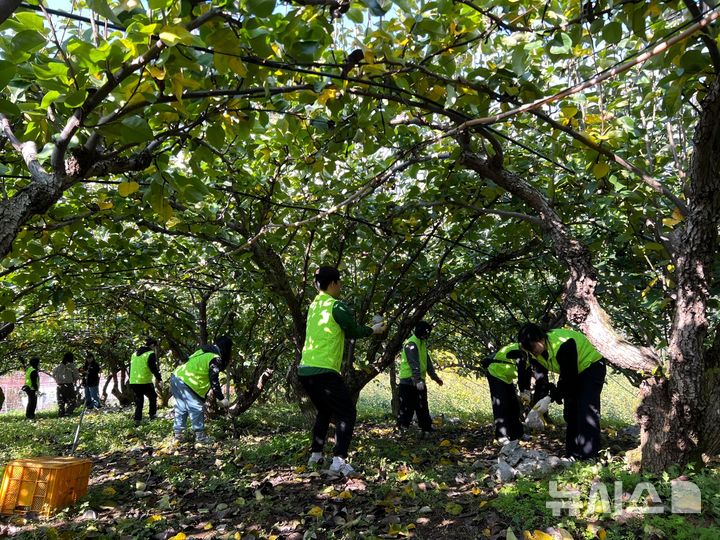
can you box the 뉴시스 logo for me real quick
[546,478,701,517]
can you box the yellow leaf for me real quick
[172,76,185,104]
[427,85,446,102]
[146,515,163,524]
[598,529,606,540]
[479,500,488,508]
[560,106,578,118]
[593,162,610,178]
[203,522,213,530]
[227,57,247,77]
[317,87,337,106]
[118,181,140,197]
[97,199,113,210]
[338,490,352,500]
[531,531,553,540]
[146,65,165,80]
[396,469,409,481]
[439,439,452,447]
[168,534,187,540]
[471,487,482,496]
[159,26,193,46]
[102,487,116,496]
[307,505,324,518]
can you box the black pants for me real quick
[487,376,524,441]
[26,390,37,419]
[299,372,356,458]
[57,383,76,417]
[131,383,157,422]
[397,383,433,431]
[564,360,606,459]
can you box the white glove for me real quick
[219,398,230,408]
[371,321,387,334]
[416,381,426,391]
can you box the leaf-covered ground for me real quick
[1,374,719,539]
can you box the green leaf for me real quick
[602,22,622,44]
[120,116,154,143]
[0,61,17,89]
[247,0,277,18]
[11,30,46,54]
[87,0,124,26]
[206,123,225,148]
[549,33,572,55]
[0,310,17,323]
[0,100,21,116]
[679,50,708,73]
[40,91,62,109]
[64,90,88,108]
[287,41,321,62]
[32,62,70,83]
[346,8,364,23]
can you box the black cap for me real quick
[414,321,432,339]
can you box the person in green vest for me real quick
[299,266,387,476]
[22,357,40,420]
[396,321,444,435]
[482,343,533,442]
[518,323,606,460]
[170,336,232,444]
[129,337,162,427]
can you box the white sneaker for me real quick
[329,456,355,476]
[308,452,323,467]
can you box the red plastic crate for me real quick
[0,457,92,517]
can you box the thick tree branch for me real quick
[460,151,661,373]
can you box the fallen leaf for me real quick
[307,505,324,518]
[445,502,463,516]
[168,534,187,540]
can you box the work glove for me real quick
[219,398,230,408]
[371,321,387,334]
[416,381,426,391]
[519,390,532,405]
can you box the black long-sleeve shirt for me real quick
[399,340,439,385]
[518,339,580,402]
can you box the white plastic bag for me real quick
[524,395,552,431]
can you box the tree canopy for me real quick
[1,0,719,471]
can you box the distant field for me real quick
[358,369,639,427]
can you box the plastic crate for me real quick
[0,457,92,517]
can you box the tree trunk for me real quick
[389,360,399,418]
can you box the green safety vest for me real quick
[25,367,38,391]
[531,328,602,374]
[174,350,216,398]
[488,343,522,384]
[130,351,154,384]
[300,292,344,373]
[399,334,428,380]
